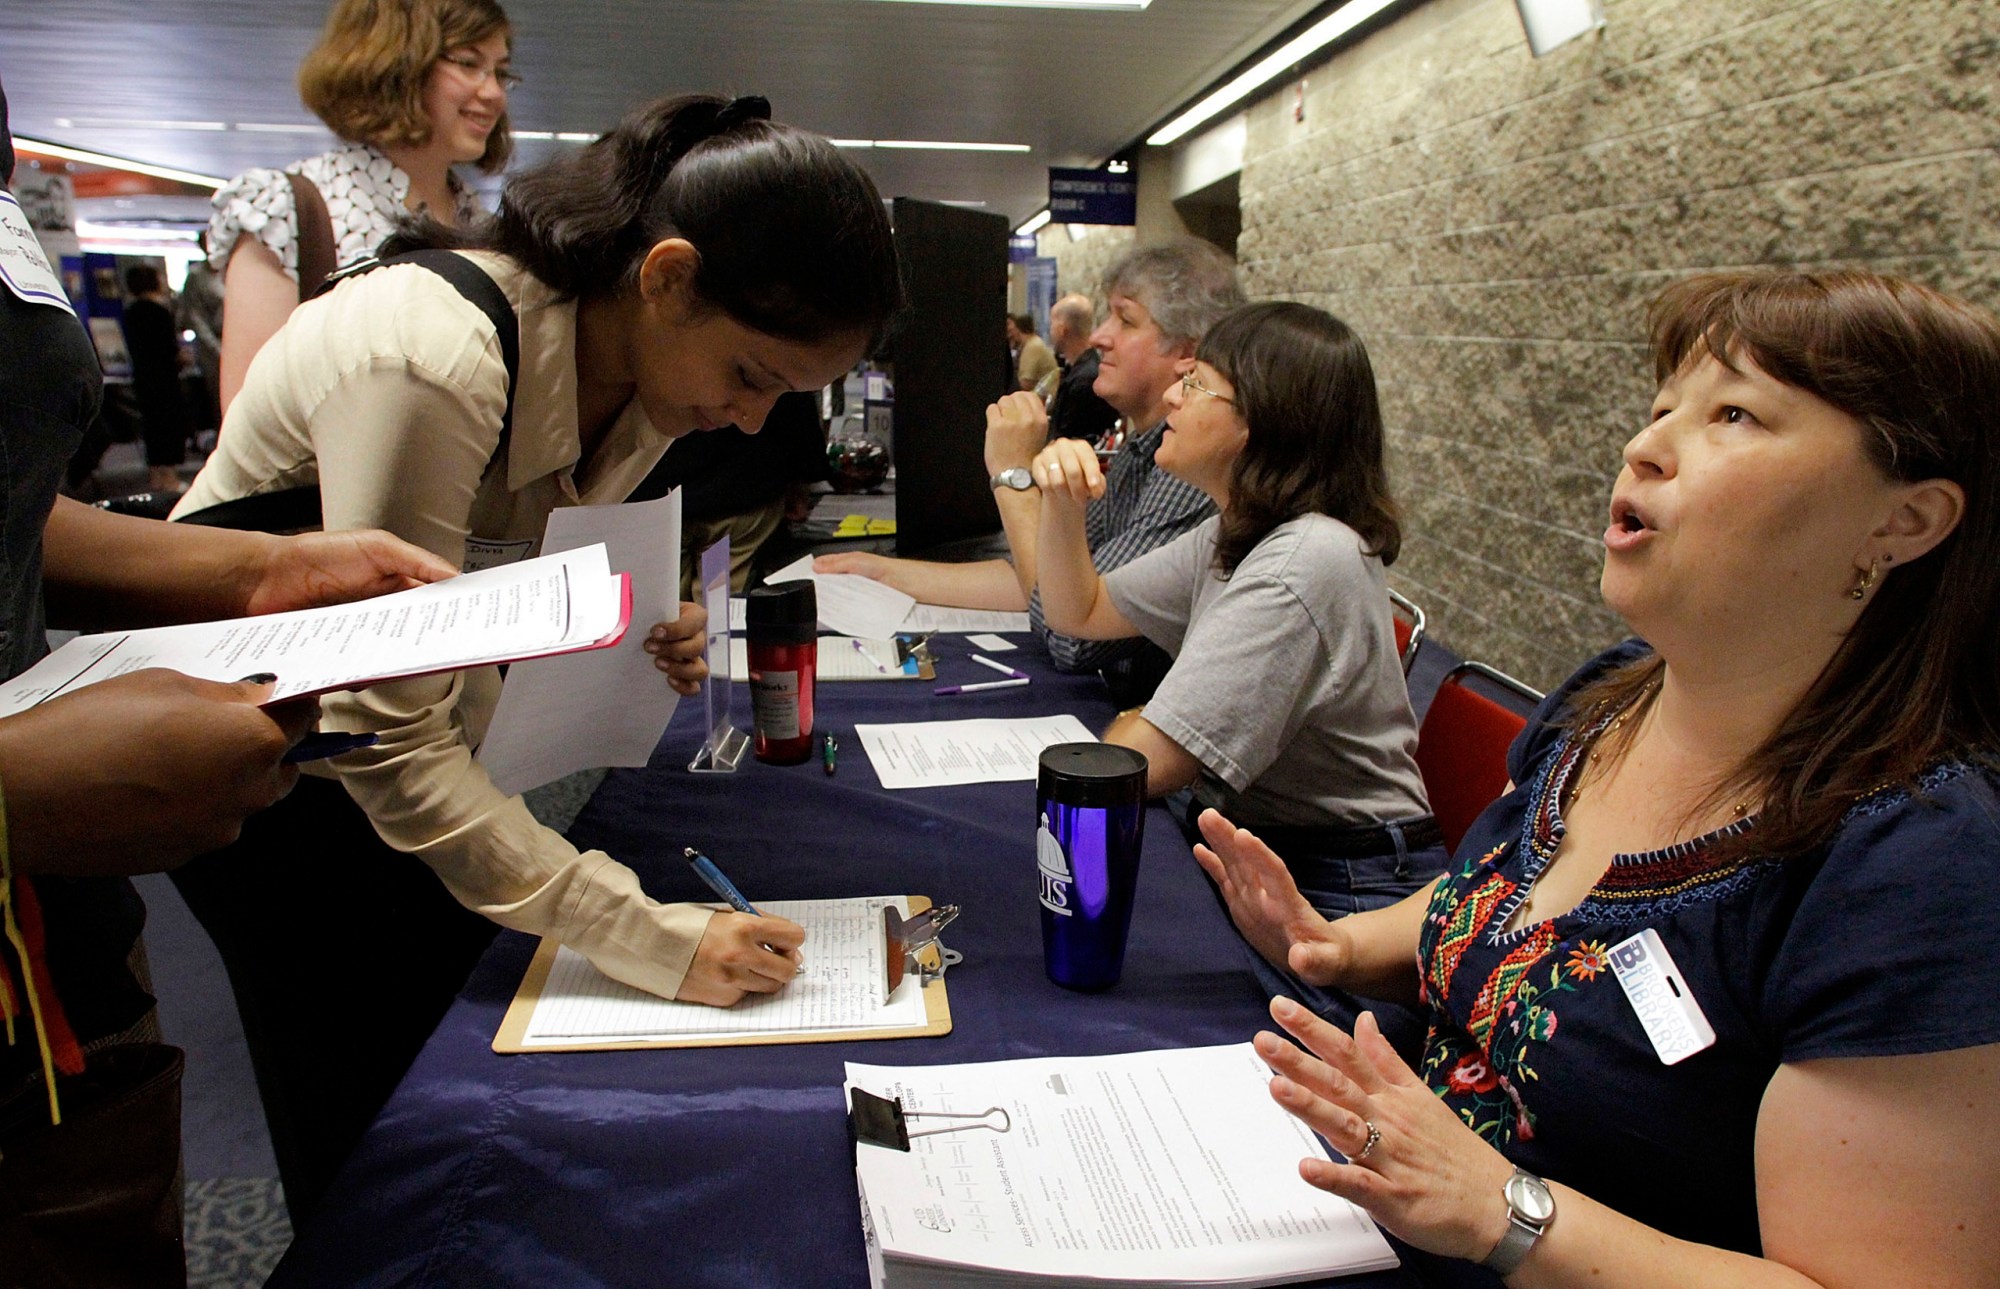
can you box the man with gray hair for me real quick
[1044,292,1118,443]
[819,237,1244,697]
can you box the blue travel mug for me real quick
[1037,743,1148,991]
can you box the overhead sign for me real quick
[1008,234,1039,263]
[1048,167,1136,226]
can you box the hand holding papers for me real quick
[765,553,916,640]
[847,1043,1398,1287]
[0,545,630,717]
[479,493,683,796]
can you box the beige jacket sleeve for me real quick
[301,327,711,1000]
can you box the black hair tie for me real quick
[713,95,771,132]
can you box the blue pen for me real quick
[682,847,762,916]
[284,731,379,763]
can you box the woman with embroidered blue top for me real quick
[210,0,514,412]
[1196,269,2000,1285]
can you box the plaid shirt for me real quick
[1028,420,1216,672]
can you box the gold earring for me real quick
[1849,558,1879,601]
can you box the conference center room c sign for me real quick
[1048,167,1137,226]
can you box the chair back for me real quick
[1416,661,1543,853]
[1387,588,1425,676]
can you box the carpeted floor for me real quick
[138,767,609,1287]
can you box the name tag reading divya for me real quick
[1609,928,1715,1065]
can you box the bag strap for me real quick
[316,249,519,452]
[176,250,520,533]
[285,172,336,303]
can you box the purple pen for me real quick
[934,678,1030,696]
[851,637,891,673]
[969,654,1028,680]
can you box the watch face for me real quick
[1505,1171,1556,1225]
[995,467,1033,491]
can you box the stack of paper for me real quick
[848,1043,1398,1287]
[0,544,630,715]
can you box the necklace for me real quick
[1568,679,1753,821]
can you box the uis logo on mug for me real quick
[1036,817,1073,916]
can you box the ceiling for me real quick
[1,0,1337,229]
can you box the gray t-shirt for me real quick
[1103,514,1429,829]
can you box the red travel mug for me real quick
[745,580,817,765]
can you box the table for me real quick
[267,637,1424,1288]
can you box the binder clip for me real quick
[849,1088,1011,1152]
[883,903,961,995]
[894,632,935,668]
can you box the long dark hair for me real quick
[1572,269,2000,859]
[404,93,902,344]
[1198,301,1401,574]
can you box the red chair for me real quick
[1387,588,1425,676]
[1416,661,1544,853]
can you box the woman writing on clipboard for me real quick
[173,92,902,1218]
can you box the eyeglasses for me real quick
[439,53,523,90]
[1180,371,1235,405]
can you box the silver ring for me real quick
[1354,1119,1381,1162]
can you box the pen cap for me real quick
[745,580,817,645]
[1036,743,1147,808]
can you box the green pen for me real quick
[822,731,838,776]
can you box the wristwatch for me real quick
[990,467,1034,492]
[1481,1168,1555,1276]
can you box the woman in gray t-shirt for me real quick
[1033,302,1441,945]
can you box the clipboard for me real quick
[493,895,953,1054]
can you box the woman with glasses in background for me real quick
[209,0,515,413]
[1034,301,1443,1044]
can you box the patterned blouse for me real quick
[1416,639,2000,1255]
[206,140,482,282]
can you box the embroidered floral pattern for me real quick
[1415,717,1775,1145]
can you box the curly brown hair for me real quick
[298,0,513,173]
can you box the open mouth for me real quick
[1610,498,1650,534]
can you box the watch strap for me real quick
[1481,1214,1540,1277]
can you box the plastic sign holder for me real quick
[689,538,750,773]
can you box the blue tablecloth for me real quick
[267,637,1423,1288]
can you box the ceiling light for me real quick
[1016,209,1051,235]
[834,138,1029,152]
[873,139,1030,152]
[860,1,1149,9]
[555,132,598,142]
[232,122,327,134]
[940,200,989,207]
[13,138,224,189]
[512,130,557,140]
[53,117,228,131]
[1147,0,1400,145]
[74,220,202,242]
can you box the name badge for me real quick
[0,192,76,317]
[462,536,535,574]
[1609,928,1715,1065]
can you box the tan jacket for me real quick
[176,252,713,998]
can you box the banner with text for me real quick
[1048,167,1136,226]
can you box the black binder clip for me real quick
[883,903,961,994]
[849,1088,1011,1152]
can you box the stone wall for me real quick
[1034,223,1138,313]
[1234,0,2000,689]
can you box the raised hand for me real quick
[1260,1000,1515,1262]
[1192,808,1347,984]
